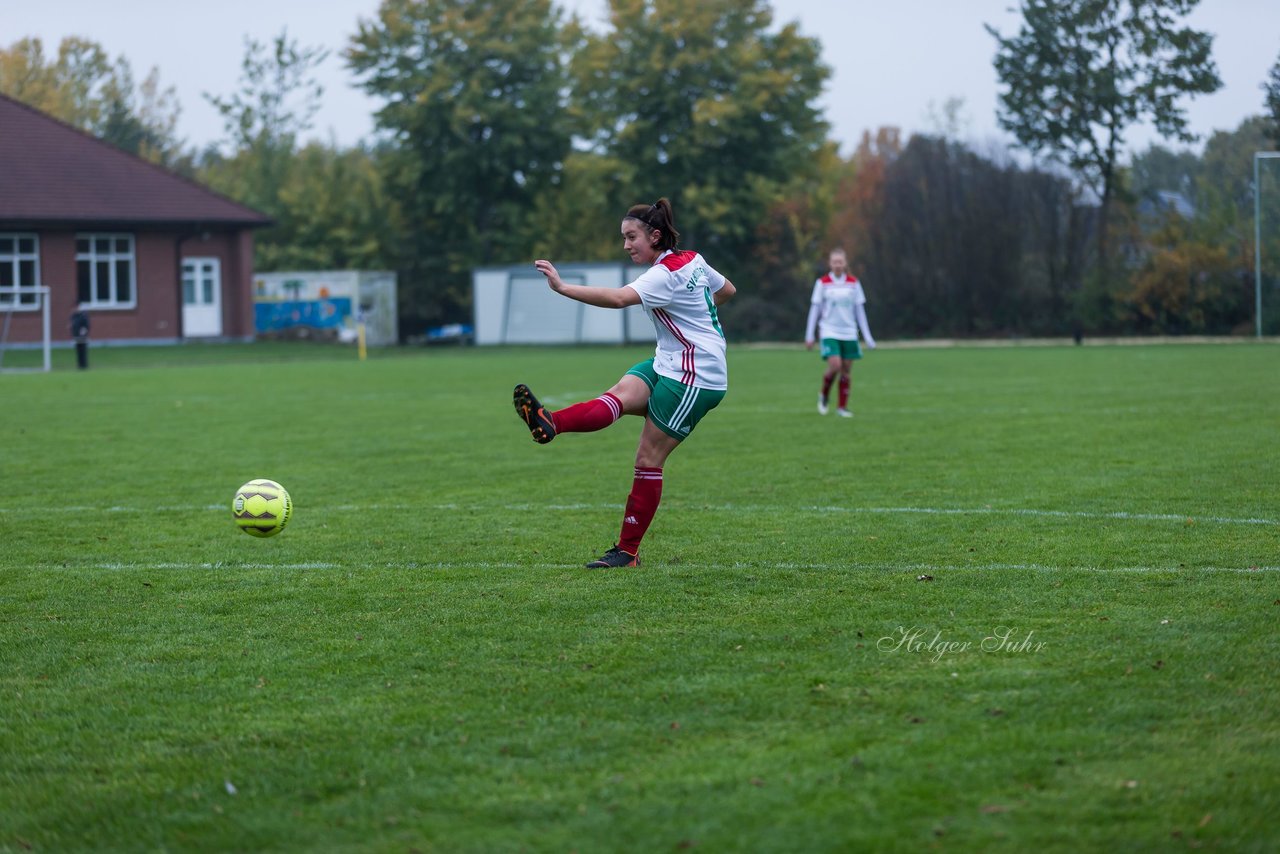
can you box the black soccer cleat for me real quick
[513,383,556,444]
[585,545,639,568]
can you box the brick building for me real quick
[0,93,270,346]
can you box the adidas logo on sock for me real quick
[624,515,638,524]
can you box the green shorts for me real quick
[820,338,863,361]
[625,359,726,441]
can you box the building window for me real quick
[0,233,40,309]
[76,234,136,309]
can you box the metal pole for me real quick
[1257,153,1280,340]
[1258,153,1264,339]
[41,286,51,372]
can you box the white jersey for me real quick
[627,249,729,390]
[807,273,867,341]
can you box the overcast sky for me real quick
[7,0,1278,158]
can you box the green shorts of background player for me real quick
[820,338,863,362]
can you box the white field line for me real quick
[3,502,1273,527]
[57,561,1280,573]
[835,505,1279,527]
[89,562,342,570]
[743,335,1280,349]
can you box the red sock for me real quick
[551,393,622,434]
[838,376,850,409]
[821,372,836,399]
[617,466,663,555]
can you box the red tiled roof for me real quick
[0,93,271,227]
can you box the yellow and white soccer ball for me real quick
[232,479,292,538]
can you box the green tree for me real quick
[201,141,397,273]
[205,30,328,154]
[570,0,830,275]
[1195,118,1271,247]
[1129,143,1201,205]
[986,0,1221,262]
[1265,50,1280,148]
[1197,117,1280,333]
[98,64,184,166]
[199,30,342,273]
[741,140,849,340]
[0,36,182,164]
[346,0,575,330]
[267,143,397,272]
[1126,215,1236,333]
[832,127,903,267]
[1117,118,1275,335]
[0,37,111,128]
[202,30,328,215]
[526,149,633,263]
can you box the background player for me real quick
[804,248,875,416]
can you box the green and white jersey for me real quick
[806,272,867,342]
[627,249,729,391]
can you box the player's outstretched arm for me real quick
[534,260,641,309]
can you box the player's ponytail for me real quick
[625,198,680,250]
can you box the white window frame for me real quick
[76,233,137,310]
[0,233,41,311]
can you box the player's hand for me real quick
[534,260,564,291]
[805,340,815,351]
[865,339,877,350]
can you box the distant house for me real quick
[1138,190,1196,221]
[0,93,271,347]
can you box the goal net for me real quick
[0,286,52,373]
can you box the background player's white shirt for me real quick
[627,250,729,390]
[807,273,867,341]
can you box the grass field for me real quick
[2,340,1278,852]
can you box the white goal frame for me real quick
[1255,152,1280,339]
[0,286,52,373]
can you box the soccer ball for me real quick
[232,479,292,538]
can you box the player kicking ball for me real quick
[514,198,736,568]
